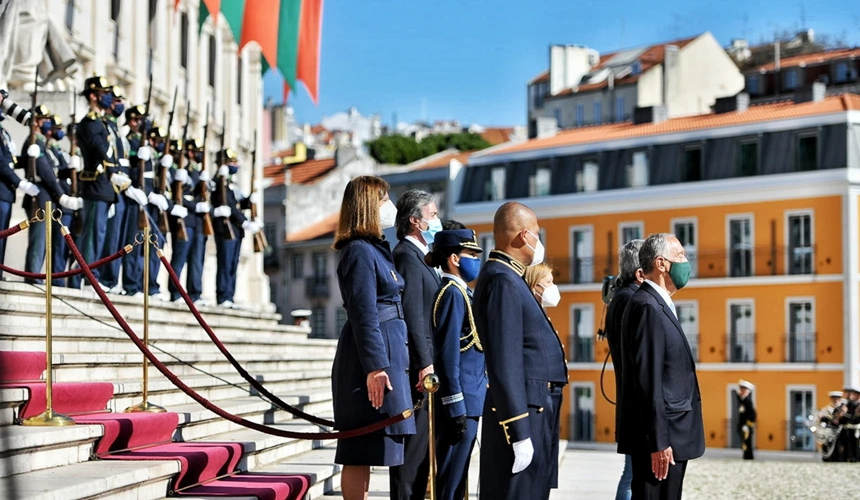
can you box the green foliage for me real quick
[367,132,492,165]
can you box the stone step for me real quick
[264,445,342,500]
[0,423,104,477]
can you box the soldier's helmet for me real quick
[125,104,145,122]
[81,75,110,97]
[218,148,238,164]
[32,104,51,119]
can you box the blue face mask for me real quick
[98,92,114,109]
[228,164,238,175]
[420,217,443,246]
[458,255,481,282]
[40,120,53,135]
[155,142,165,153]
[54,129,65,140]
[111,103,125,117]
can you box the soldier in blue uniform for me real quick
[0,104,40,278]
[473,201,567,500]
[70,75,122,289]
[46,115,81,285]
[167,139,201,302]
[330,175,415,500]
[185,141,210,303]
[21,106,83,283]
[427,229,486,500]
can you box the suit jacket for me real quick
[605,282,638,442]
[0,124,21,204]
[393,238,440,376]
[617,281,705,461]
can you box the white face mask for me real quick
[379,199,397,229]
[540,283,561,308]
[525,230,545,266]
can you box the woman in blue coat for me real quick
[331,175,416,500]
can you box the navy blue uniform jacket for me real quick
[20,136,64,213]
[605,282,638,443]
[432,276,487,418]
[77,112,118,203]
[211,181,248,239]
[393,239,440,377]
[0,124,21,203]
[617,281,705,461]
[331,237,416,436]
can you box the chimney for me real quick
[536,116,558,139]
[713,93,750,114]
[549,45,597,95]
[633,105,667,124]
[795,82,826,103]
[662,44,679,115]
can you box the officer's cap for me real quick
[185,138,199,151]
[427,229,483,267]
[50,115,63,127]
[125,104,145,122]
[109,86,125,100]
[149,126,166,140]
[219,148,238,162]
[170,139,183,151]
[738,379,755,391]
[829,390,845,398]
[81,75,110,96]
[33,104,51,119]
[844,385,860,394]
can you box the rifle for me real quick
[137,67,153,230]
[199,102,214,236]
[69,89,83,234]
[157,86,178,235]
[25,69,38,213]
[171,103,190,241]
[249,130,268,253]
[216,110,235,240]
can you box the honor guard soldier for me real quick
[22,106,83,283]
[819,390,846,461]
[46,116,79,285]
[168,139,209,303]
[70,75,122,289]
[0,101,41,277]
[99,87,134,293]
[167,139,200,302]
[211,148,261,307]
[427,229,486,500]
[736,380,757,460]
[473,202,567,500]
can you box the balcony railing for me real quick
[728,331,755,362]
[787,331,816,362]
[569,337,593,363]
[305,276,329,299]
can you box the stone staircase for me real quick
[0,280,344,499]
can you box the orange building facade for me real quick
[451,93,860,451]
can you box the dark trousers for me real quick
[168,224,196,301]
[738,425,754,460]
[0,199,11,279]
[631,452,687,500]
[24,218,46,283]
[389,402,430,500]
[99,194,128,288]
[436,416,479,500]
[215,236,240,304]
[121,206,163,295]
[69,199,110,288]
[51,212,73,287]
[186,229,206,301]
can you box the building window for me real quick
[554,108,562,128]
[728,216,753,277]
[783,69,800,90]
[488,167,505,201]
[619,222,643,245]
[676,301,699,361]
[672,218,697,277]
[796,134,817,171]
[291,253,303,279]
[615,96,625,122]
[208,34,217,88]
[310,307,326,337]
[834,61,854,83]
[312,251,327,278]
[335,307,347,335]
[529,165,552,197]
[570,305,594,362]
[682,146,702,182]
[570,384,594,441]
[578,160,599,192]
[575,104,584,126]
[570,226,594,284]
[787,299,815,362]
[627,150,648,187]
[787,212,813,274]
[728,300,755,362]
[745,74,760,95]
[788,388,815,450]
[479,233,494,262]
[593,101,602,124]
[738,141,758,177]
[180,12,189,69]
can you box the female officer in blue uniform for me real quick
[331,175,415,500]
[427,229,486,500]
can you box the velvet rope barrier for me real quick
[158,251,336,428]
[0,219,30,240]
[63,228,418,440]
[0,243,135,280]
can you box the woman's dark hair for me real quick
[425,245,460,270]
[442,219,466,230]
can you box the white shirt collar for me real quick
[404,235,429,255]
[644,279,676,317]
[441,272,467,289]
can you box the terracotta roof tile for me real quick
[485,93,860,157]
[286,211,339,243]
[414,151,475,171]
[479,127,515,145]
[751,47,860,72]
[263,164,286,186]
[287,158,337,184]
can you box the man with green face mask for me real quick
[617,233,703,500]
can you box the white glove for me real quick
[17,179,40,197]
[195,201,211,213]
[148,192,169,211]
[27,143,41,158]
[511,438,534,474]
[217,165,229,178]
[172,168,189,185]
[69,155,83,172]
[126,186,148,206]
[198,170,210,183]
[249,192,260,205]
[242,220,261,234]
[213,205,231,218]
[137,145,152,161]
[170,204,188,218]
[160,154,174,168]
[59,194,83,211]
[110,172,132,191]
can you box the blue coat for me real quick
[0,124,21,204]
[20,135,64,213]
[331,237,416,436]
[77,112,118,203]
[432,275,487,418]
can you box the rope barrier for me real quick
[0,243,137,279]
[158,250,336,428]
[0,219,29,239]
[63,227,417,440]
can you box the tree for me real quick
[367,132,492,165]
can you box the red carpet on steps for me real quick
[0,350,45,381]
[73,412,180,455]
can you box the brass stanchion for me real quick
[23,202,74,426]
[423,373,440,500]
[125,225,166,413]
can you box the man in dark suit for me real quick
[473,202,567,500]
[619,233,704,500]
[390,188,442,500]
[736,380,756,460]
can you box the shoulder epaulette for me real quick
[432,280,482,352]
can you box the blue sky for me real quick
[264,0,860,128]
